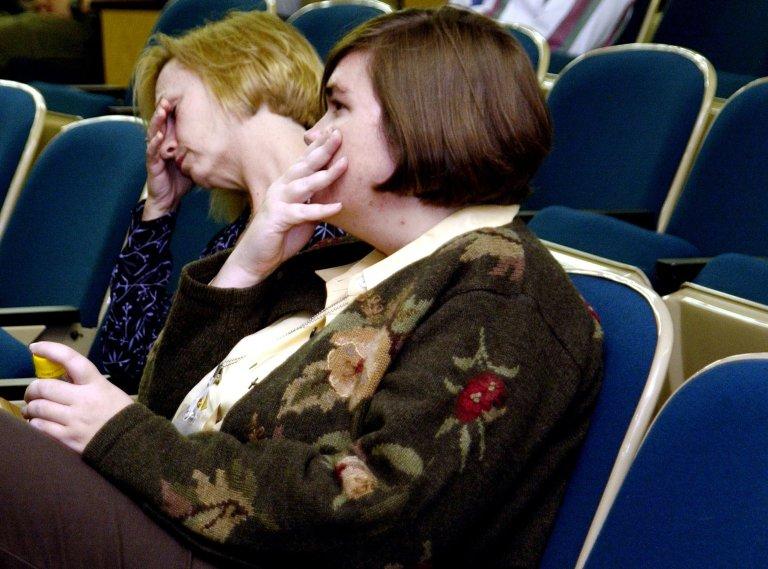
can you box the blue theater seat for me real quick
[0,117,146,382]
[524,44,714,229]
[651,0,768,98]
[287,0,392,61]
[693,254,768,307]
[540,270,672,567]
[585,354,768,567]
[529,78,768,287]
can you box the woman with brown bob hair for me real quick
[3,7,602,568]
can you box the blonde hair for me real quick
[134,11,323,222]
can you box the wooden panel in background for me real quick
[100,8,160,85]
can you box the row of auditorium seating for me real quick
[1,4,767,565]
[21,0,768,118]
[28,0,394,119]
[547,0,768,99]
[528,76,768,295]
[1,1,765,382]
[0,109,147,377]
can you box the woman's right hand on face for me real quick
[211,128,346,289]
[142,98,194,221]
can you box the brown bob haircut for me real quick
[322,7,552,207]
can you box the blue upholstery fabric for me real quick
[665,80,768,257]
[652,0,768,97]
[168,188,228,290]
[148,0,267,41]
[29,81,115,118]
[289,2,390,61]
[694,254,768,306]
[528,80,768,284]
[540,272,662,568]
[585,356,768,567]
[0,328,33,377]
[34,0,267,117]
[524,47,706,225]
[505,25,541,72]
[0,119,147,327]
[0,83,38,204]
[528,206,701,279]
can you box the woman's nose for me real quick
[304,124,320,146]
[304,113,328,145]
[159,132,177,159]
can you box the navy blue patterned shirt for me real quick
[99,200,344,391]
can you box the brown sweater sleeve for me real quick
[137,248,330,418]
[83,287,601,567]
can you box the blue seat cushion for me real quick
[29,82,118,118]
[528,206,702,280]
[694,253,768,306]
[0,328,33,377]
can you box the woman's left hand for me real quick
[23,342,134,454]
[211,127,346,289]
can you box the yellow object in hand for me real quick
[32,355,66,379]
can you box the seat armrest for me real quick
[0,306,80,327]
[655,257,712,295]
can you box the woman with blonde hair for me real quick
[5,8,601,567]
[99,10,343,390]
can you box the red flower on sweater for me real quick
[455,372,507,423]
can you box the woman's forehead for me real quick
[156,60,196,98]
[326,51,370,94]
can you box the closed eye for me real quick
[328,98,346,113]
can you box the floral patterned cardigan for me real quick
[82,219,603,569]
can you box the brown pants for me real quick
[0,412,216,568]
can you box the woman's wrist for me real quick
[210,256,272,289]
[141,197,176,221]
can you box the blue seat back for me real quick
[525,45,711,225]
[125,0,268,105]
[0,81,42,207]
[694,253,768,306]
[665,79,768,257]
[540,271,669,568]
[28,82,117,119]
[585,354,768,567]
[148,0,268,40]
[0,328,34,377]
[288,0,392,61]
[0,117,147,327]
[653,0,768,96]
[168,188,229,290]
